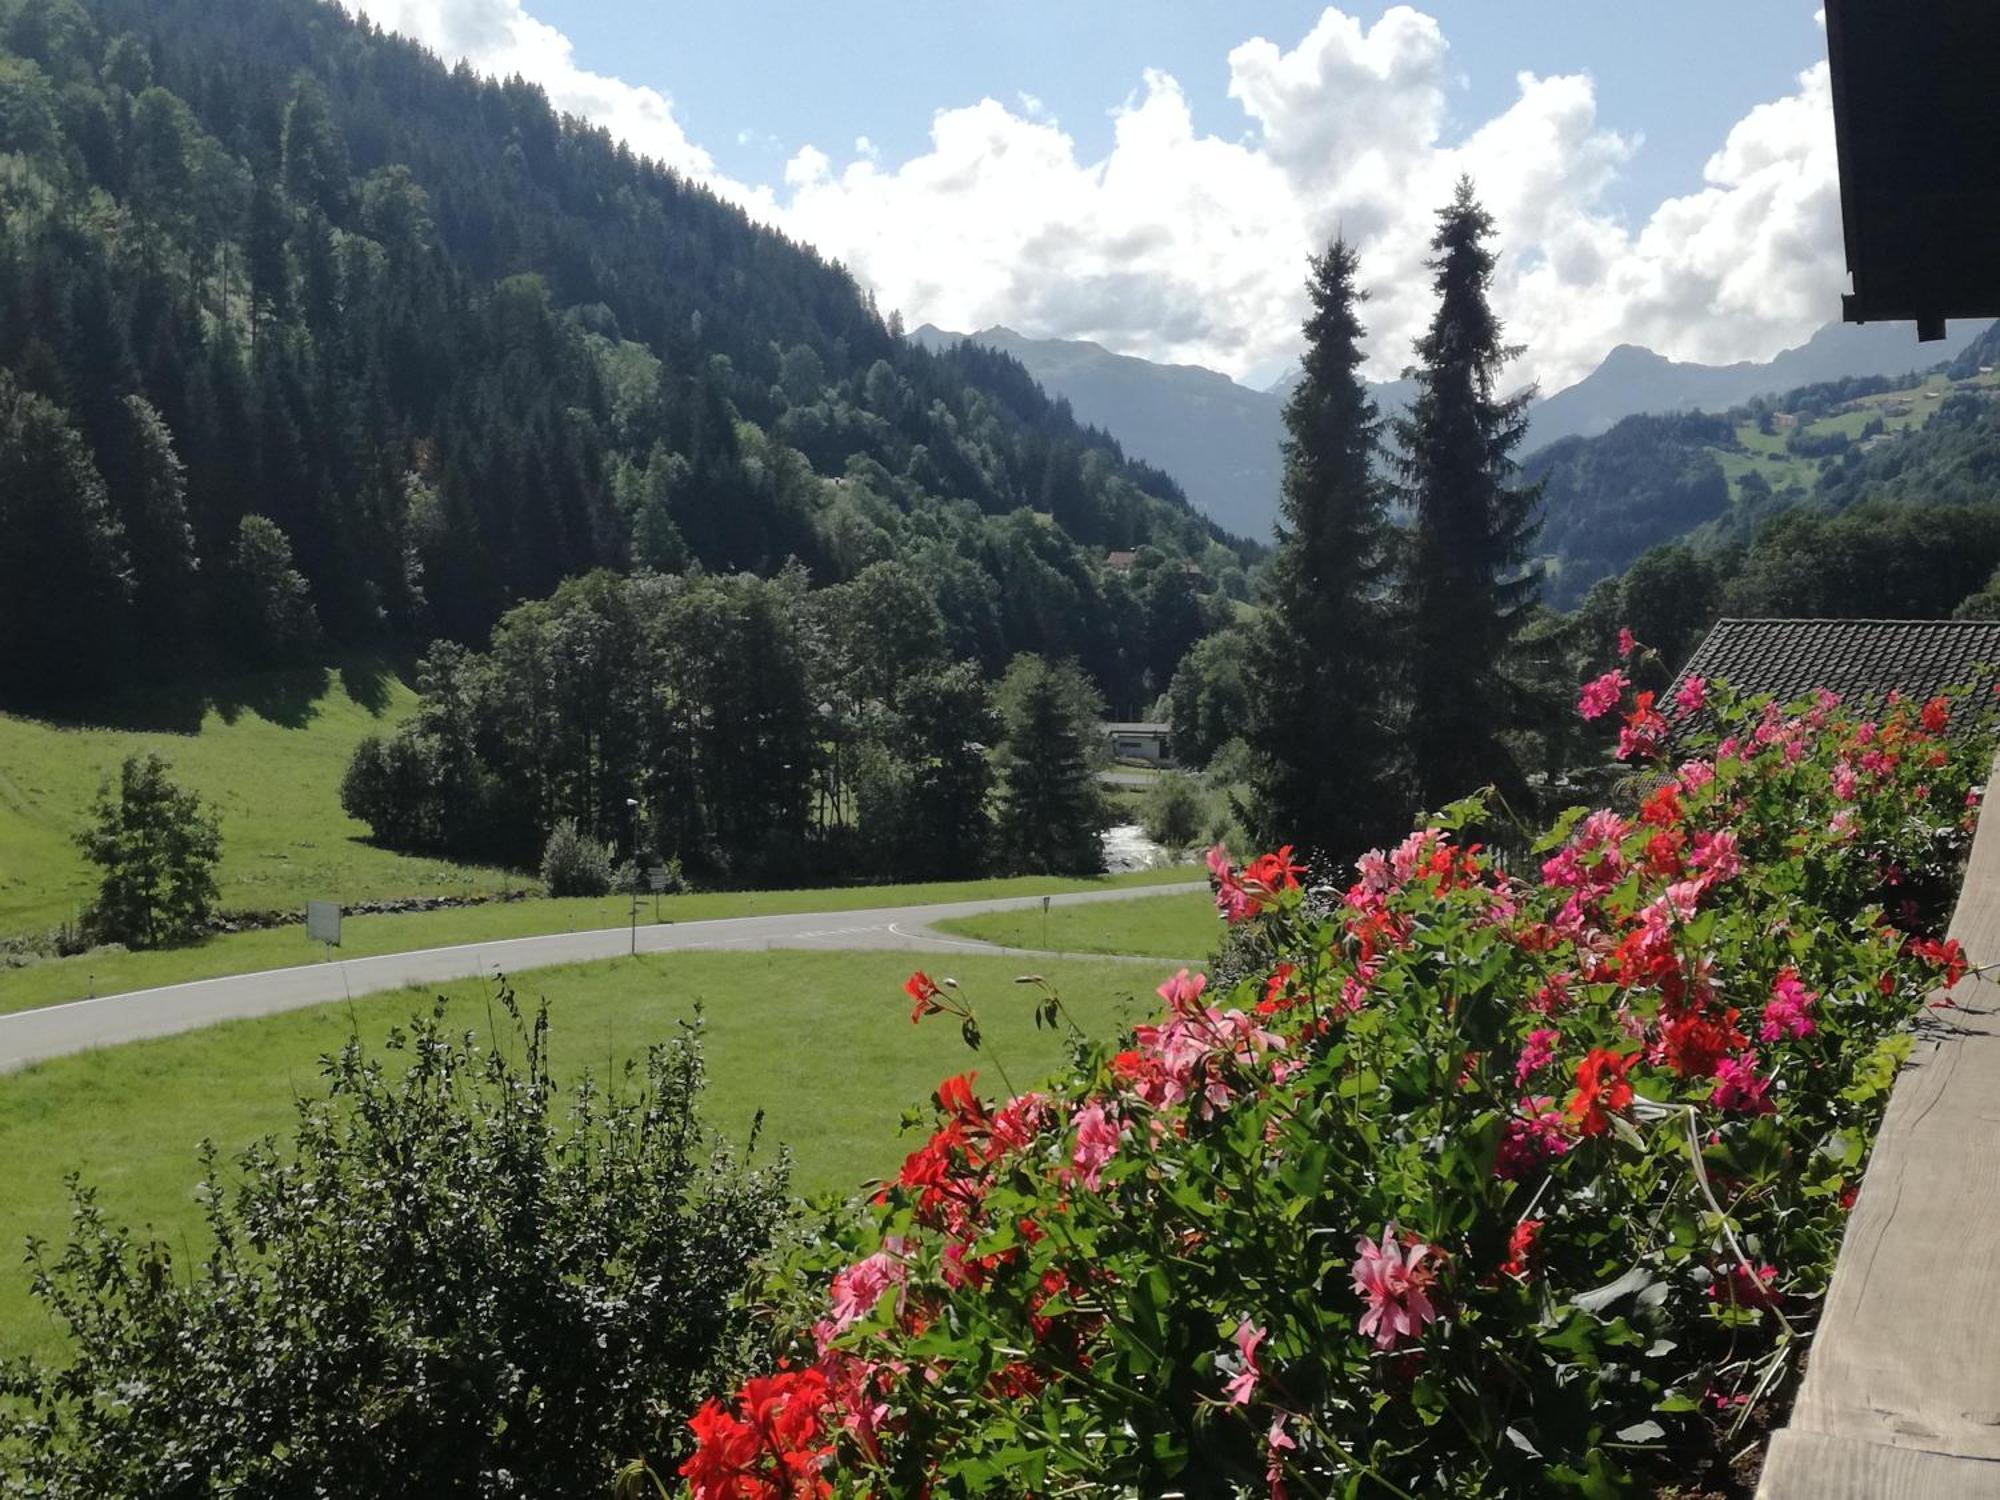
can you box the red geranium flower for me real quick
[680,1366,834,1500]
[905,971,945,1023]
[1566,1047,1634,1136]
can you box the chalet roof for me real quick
[1669,618,2000,718]
[1104,722,1170,736]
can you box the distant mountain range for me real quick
[907,324,1332,541]
[913,319,1993,541]
[1528,318,1991,452]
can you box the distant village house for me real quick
[1104,721,1173,765]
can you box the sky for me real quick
[347,1,1843,394]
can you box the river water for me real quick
[1101,822,1172,872]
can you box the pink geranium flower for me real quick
[826,1252,904,1336]
[1761,969,1817,1042]
[1071,1102,1123,1190]
[1674,674,1708,716]
[1577,668,1629,721]
[1206,843,1256,923]
[1157,968,1207,1015]
[1496,1096,1571,1180]
[1514,1027,1560,1086]
[1224,1319,1265,1405]
[1690,829,1741,885]
[1351,1225,1439,1350]
[1266,1412,1296,1500]
[1617,627,1637,659]
[1678,758,1715,791]
[1712,1054,1774,1115]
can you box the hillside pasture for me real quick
[0,661,528,940]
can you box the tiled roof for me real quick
[1669,619,2000,720]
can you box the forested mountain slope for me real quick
[1528,362,2000,606]
[912,323,1418,542]
[0,0,1249,711]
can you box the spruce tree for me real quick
[994,655,1110,875]
[1395,179,1541,814]
[1244,240,1404,863]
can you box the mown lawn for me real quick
[0,660,527,939]
[0,949,1165,1360]
[932,889,1217,959]
[0,867,1197,1016]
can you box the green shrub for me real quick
[0,994,792,1497]
[540,816,615,897]
[1139,771,1209,853]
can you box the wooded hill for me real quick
[0,0,1252,714]
[1529,350,2000,607]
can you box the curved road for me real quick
[0,882,1206,1075]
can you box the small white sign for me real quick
[647,865,671,893]
[306,900,342,946]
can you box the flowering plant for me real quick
[669,662,1989,1497]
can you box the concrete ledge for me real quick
[1757,788,2000,1495]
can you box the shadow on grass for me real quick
[338,659,399,717]
[206,667,330,730]
[9,656,413,735]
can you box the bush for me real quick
[1139,771,1209,853]
[0,994,792,1497]
[74,752,221,948]
[540,817,615,896]
[667,672,1987,1497]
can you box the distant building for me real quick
[1104,721,1173,764]
[1105,550,1138,572]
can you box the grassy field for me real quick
[0,948,1165,1359]
[0,660,528,939]
[0,866,1197,1016]
[1717,371,2000,505]
[933,889,1216,959]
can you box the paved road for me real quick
[0,883,1206,1074]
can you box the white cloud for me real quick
[765,8,1843,392]
[346,0,743,193]
[347,1,1845,394]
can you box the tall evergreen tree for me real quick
[1243,240,1403,863]
[993,654,1109,875]
[1395,179,1541,814]
[0,373,131,702]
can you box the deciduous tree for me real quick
[75,751,221,948]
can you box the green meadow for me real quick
[932,889,1216,960]
[0,948,1168,1360]
[0,660,528,940]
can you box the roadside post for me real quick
[648,864,669,921]
[1042,894,1051,950]
[626,796,642,957]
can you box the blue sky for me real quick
[531,2,1824,226]
[357,2,1844,392]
